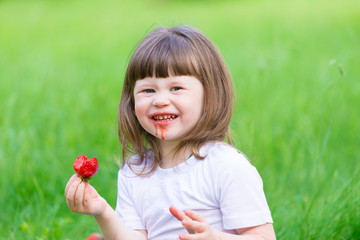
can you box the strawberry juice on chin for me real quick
[151,113,178,140]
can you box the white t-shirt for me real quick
[115,142,273,239]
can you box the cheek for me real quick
[134,103,145,119]
[192,92,204,116]
[134,99,150,124]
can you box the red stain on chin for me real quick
[153,124,168,140]
[154,124,159,137]
[160,126,167,140]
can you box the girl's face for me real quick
[133,75,204,142]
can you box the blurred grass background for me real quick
[0,0,359,239]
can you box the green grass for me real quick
[0,0,359,239]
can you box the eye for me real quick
[171,86,183,91]
[143,89,155,93]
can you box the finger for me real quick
[74,180,86,209]
[179,233,191,240]
[65,177,82,207]
[169,206,188,221]
[64,174,78,195]
[184,209,206,223]
[179,233,204,240]
[182,219,206,233]
[170,206,196,234]
[83,181,97,199]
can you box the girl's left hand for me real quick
[169,206,219,240]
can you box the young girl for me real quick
[65,25,276,240]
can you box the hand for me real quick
[169,206,220,240]
[65,174,108,216]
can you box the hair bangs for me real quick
[128,32,201,81]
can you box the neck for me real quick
[157,140,192,169]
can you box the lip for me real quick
[149,112,179,125]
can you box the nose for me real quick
[152,92,170,107]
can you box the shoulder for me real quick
[202,142,259,179]
[203,141,249,166]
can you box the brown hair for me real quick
[118,25,233,175]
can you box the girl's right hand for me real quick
[65,174,108,216]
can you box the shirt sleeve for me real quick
[216,149,273,229]
[115,166,146,230]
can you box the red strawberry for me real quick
[73,154,98,181]
[84,233,104,240]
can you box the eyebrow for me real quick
[167,80,186,85]
[134,76,193,89]
[133,81,152,89]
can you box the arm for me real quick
[169,206,275,240]
[93,204,147,240]
[65,174,147,240]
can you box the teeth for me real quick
[153,114,177,121]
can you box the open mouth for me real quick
[152,114,178,121]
